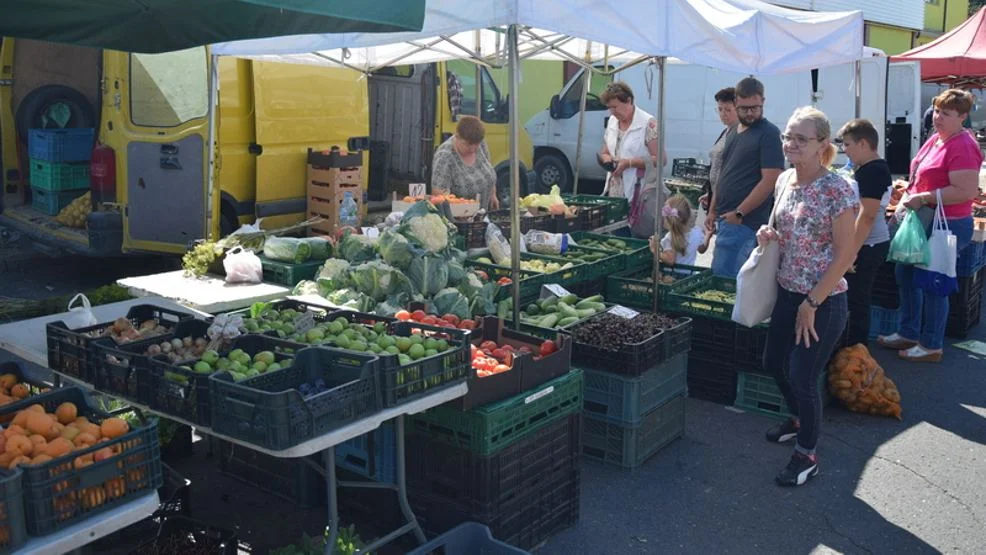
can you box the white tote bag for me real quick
[732,179,788,327]
[913,189,958,295]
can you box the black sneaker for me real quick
[775,452,819,487]
[765,419,799,443]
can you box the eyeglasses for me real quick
[833,137,846,152]
[780,133,821,147]
[736,105,763,114]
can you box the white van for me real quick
[525,50,921,192]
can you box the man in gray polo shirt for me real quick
[705,77,785,278]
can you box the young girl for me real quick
[649,195,706,265]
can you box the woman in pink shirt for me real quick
[878,89,982,362]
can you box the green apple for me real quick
[193,361,212,374]
[254,351,276,365]
[306,328,325,343]
[252,361,268,373]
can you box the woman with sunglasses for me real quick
[757,107,857,487]
[877,89,981,362]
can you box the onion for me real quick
[146,344,162,356]
[182,337,193,348]
[170,338,183,350]
[161,342,173,353]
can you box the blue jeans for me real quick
[896,216,974,350]
[763,287,849,453]
[712,220,756,278]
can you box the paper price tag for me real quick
[609,305,640,319]
[409,183,426,197]
[525,386,554,405]
[544,284,571,297]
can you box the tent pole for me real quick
[207,53,219,240]
[572,42,593,195]
[854,60,862,118]
[652,56,667,314]
[508,24,522,330]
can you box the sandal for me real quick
[877,333,918,350]
[898,345,943,363]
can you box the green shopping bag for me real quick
[887,208,931,265]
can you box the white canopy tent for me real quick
[209,0,864,326]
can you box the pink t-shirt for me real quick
[909,130,983,219]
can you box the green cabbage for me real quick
[263,237,311,263]
[446,260,467,286]
[469,282,500,317]
[338,233,378,263]
[316,258,352,292]
[301,237,333,260]
[373,291,411,318]
[326,288,376,313]
[378,229,414,270]
[408,254,449,297]
[350,261,406,301]
[428,288,471,320]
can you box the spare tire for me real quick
[15,85,96,144]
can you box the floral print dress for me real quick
[773,169,858,296]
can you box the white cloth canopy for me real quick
[212,0,864,75]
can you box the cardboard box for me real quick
[390,191,480,219]
[308,181,363,237]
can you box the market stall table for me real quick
[0,298,468,554]
[118,271,289,313]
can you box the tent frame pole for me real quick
[508,24,522,330]
[652,56,667,314]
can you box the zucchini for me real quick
[556,303,580,319]
[526,303,541,316]
[557,316,580,327]
[559,294,579,305]
[575,295,604,308]
[579,302,607,312]
[576,308,598,318]
[540,296,559,310]
[539,314,559,328]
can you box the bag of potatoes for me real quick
[828,344,902,420]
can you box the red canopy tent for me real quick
[893,7,986,88]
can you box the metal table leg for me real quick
[395,414,427,544]
[324,446,338,555]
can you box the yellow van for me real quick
[0,38,369,256]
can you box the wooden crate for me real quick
[308,181,363,237]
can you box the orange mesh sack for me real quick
[827,344,902,420]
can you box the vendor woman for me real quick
[431,115,499,210]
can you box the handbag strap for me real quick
[767,171,792,229]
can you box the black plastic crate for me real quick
[871,261,899,309]
[132,515,238,555]
[335,422,397,483]
[0,468,26,553]
[46,304,191,384]
[686,357,738,405]
[407,412,580,509]
[0,360,54,401]
[571,203,607,230]
[488,210,554,238]
[734,324,770,373]
[1,387,163,536]
[582,395,685,468]
[946,289,982,339]
[146,334,298,427]
[410,464,579,551]
[158,463,191,517]
[549,214,583,234]
[216,439,325,508]
[454,219,488,249]
[451,317,571,411]
[210,347,381,451]
[92,319,211,405]
[686,315,738,368]
[569,314,691,376]
[380,321,470,408]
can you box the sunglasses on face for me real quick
[736,105,763,114]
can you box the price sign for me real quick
[609,305,640,319]
[409,183,426,197]
[544,284,572,297]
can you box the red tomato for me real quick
[421,316,439,326]
[491,348,507,361]
[539,340,557,357]
[474,270,489,282]
[480,340,498,352]
[395,310,412,321]
[442,314,460,326]
[411,310,427,322]
[493,364,510,374]
[458,319,476,331]
[498,277,512,286]
[501,344,515,351]
[518,345,533,354]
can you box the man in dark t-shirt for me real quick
[705,77,785,278]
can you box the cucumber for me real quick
[539,314,559,328]
[557,316,580,327]
[580,302,607,312]
[575,295,604,308]
[576,308,598,318]
[540,296,559,310]
[556,303,580,319]
[559,294,579,305]
[526,303,541,316]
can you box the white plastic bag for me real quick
[63,294,97,329]
[732,176,788,328]
[223,247,263,284]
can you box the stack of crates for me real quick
[28,128,94,215]
[306,147,364,238]
[579,353,687,469]
[404,370,583,550]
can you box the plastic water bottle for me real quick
[339,191,359,228]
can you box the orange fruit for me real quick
[74,433,97,448]
[28,435,47,457]
[0,435,6,454]
[45,438,73,459]
[55,403,77,425]
[81,423,101,438]
[30,454,53,466]
[44,422,64,442]
[9,384,29,400]
[74,416,90,426]
[7,455,31,469]
[0,453,13,468]
[99,418,129,440]
[26,404,44,413]
[6,435,33,457]
[0,374,17,390]
[61,426,80,442]
[3,425,26,440]
[26,412,53,436]
[11,412,29,428]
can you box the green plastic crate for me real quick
[605,265,709,310]
[30,158,90,191]
[549,246,624,281]
[570,232,650,272]
[734,371,830,421]
[466,253,586,294]
[409,369,583,456]
[466,259,546,301]
[662,273,737,320]
[258,256,324,286]
[31,186,87,215]
[562,194,629,224]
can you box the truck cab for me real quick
[0,38,368,257]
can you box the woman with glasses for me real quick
[757,107,857,487]
[877,89,982,362]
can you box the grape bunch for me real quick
[182,241,222,277]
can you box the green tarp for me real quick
[1,0,425,53]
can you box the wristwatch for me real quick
[734,211,744,221]
[806,295,821,309]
